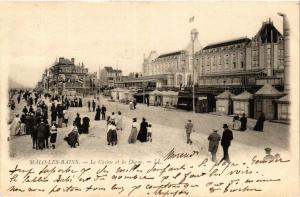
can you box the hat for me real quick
[223,124,228,128]
[264,147,271,152]
[213,128,218,132]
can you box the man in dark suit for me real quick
[220,124,233,163]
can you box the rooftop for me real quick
[203,37,251,50]
[157,51,183,59]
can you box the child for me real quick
[50,121,58,149]
[147,124,152,142]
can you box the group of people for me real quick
[128,117,152,144]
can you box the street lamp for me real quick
[277,12,290,93]
[191,28,198,113]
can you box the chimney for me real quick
[59,57,64,63]
[71,58,75,64]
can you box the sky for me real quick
[0,2,298,87]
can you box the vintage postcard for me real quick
[0,2,299,197]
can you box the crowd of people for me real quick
[9,89,272,164]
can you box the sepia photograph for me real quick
[0,2,299,197]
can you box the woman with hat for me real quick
[137,118,148,143]
[128,118,139,144]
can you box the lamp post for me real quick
[191,28,198,113]
[277,12,290,93]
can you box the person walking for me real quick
[43,122,50,149]
[50,122,58,149]
[254,112,266,132]
[220,124,233,163]
[128,118,139,144]
[208,128,221,162]
[65,125,79,148]
[101,105,107,120]
[185,120,194,145]
[87,100,91,112]
[239,113,247,131]
[95,105,101,121]
[92,100,96,112]
[137,118,148,143]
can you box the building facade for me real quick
[41,57,97,95]
[99,66,122,88]
[142,19,284,89]
[143,30,202,88]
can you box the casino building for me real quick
[142,19,284,90]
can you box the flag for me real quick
[189,16,195,23]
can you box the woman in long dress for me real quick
[95,105,101,120]
[254,112,266,132]
[10,114,21,137]
[137,118,148,143]
[20,113,27,135]
[65,124,79,148]
[128,118,139,144]
[116,111,123,131]
[232,114,241,130]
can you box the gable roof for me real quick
[203,37,251,50]
[277,94,290,103]
[232,91,253,100]
[255,21,282,43]
[216,90,235,99]
[254,84,282,96]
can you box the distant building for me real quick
[99,66,122,88]
[41,57,97,95]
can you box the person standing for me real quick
[232,114,240,130]
[185,120,194,145]
[44,122,50,149]
[82,116,90,134]
[128,118,139,144]
[101,105,107,120]
[32,122,38,150]
[254,112,266,132]
[57,105,64,128]
[208,128,221,162]
[51,108,57,125]
[95,105,101,121]
[111,112,116,124]
[63,109,69,127]
[17,94,21,104]
[263,147,275,161]
[75,113,82,134]
[220,124,233,163]
[50,122,58,149]
[37,120,47,150]
[137,118,148,143]
[133,98,137,109]
[92,100,96,112]
[239,113,247,131]
[87,100,91,112]
[116,111,123,131]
